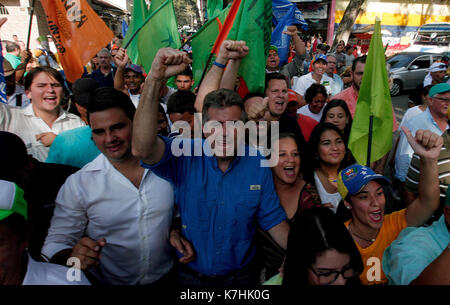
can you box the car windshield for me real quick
[387,54,416,69]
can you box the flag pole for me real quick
[196,52,215,89]
[366,115,374,167]
[26,0,36,50]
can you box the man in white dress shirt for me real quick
[42,88,180,285]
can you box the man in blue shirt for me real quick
[133,42,290,286]
[88,48,117,88]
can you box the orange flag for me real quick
[40,0,114,83]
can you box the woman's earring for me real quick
[346,205,352,210]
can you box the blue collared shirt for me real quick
[141,136,286,276]
[394,108,448,181]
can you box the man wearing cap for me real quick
[292,53,334,98]
[2,59,30,108]
[266,26,306,80]
[382,187,450,285]
[337,126,443,284]
[423,62,448,87]
[88,48,117,88]
[113,47,145,107]
[395,83,450,183]
[45,78,101,168]
[0,179,91,285]
[409,62,448,106]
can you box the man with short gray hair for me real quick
[5,41,21,69]
[325,53,344,96]
[88,48,117,87]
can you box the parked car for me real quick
[387,51,448,96]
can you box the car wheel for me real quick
[390,80,402,96]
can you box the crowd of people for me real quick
[1,15,449,287]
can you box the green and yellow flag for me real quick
[348,18,393,165]
[122,0,149,66]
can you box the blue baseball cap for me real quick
[337,164,390,199]
[125,64,144,75]
[313,54,328,64]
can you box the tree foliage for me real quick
[173,0,202,29]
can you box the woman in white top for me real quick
[296,83,328,122]
[0,66,85,161]
[301,122,353,216]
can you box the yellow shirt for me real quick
[345,209,407,285]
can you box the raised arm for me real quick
[132,48,191,165]
[284,26,306,57]
[220,59,242,91]
[113,48,129,93]
[194,40,249,113]
[402,127,443,226]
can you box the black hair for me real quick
[303,122,351,184]
[167,90,196,114]
[202,88,245,123]
[304,83,327,104]
[177,66,193,78]
[0,213,30,242]
[282,207,363,286]
[320,99,353,143]
[0,131,30,187]
[24,66,66,92]
[352,55,367,72]
[265,73,289,92]
[86,87,136,124]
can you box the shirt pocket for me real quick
[186,199,215,232]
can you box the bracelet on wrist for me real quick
[213,61,226,69]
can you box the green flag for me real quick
[136,0,181,74]
[348,19,393,165]
[149,0,165,11]
[207,0,223,19]
[122,0,149,66]
[226,0,272,94]
[191,5,230,89]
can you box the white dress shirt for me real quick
[42,154,175,285]
[292,72,334,97]
[23,254,91,285]
[0,103,85,162]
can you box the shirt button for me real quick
[216,251,220,255]
[218,226,222,230]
